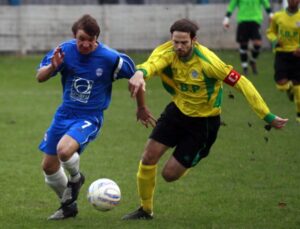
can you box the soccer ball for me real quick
[87,178,121,211]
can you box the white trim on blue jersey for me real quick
[113,57,124,80]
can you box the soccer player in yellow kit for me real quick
[122,19,288,220]
[266,0,300,123]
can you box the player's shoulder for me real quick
[194,42,217,64]
[154,41,174,55]
[194,42,211,53]
[274,9,287,18]
[59,39,77,50]
[97,43,120,58]
[96,43,135,67]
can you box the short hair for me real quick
[72,14,100,38]
[170,18,199,39]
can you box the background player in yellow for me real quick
[223,0,273,75]
[122,18,288,220]
[266,0,300,123]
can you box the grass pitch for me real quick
[0,51,299,229]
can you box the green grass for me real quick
[0,51,299,229]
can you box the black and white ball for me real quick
[87,178,121,211]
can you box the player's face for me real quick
[172,31,195,58]
[75,29,98,55]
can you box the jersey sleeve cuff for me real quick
[136,68,148,78]
[263,113,276,123]
[265,8,272,14]
[225,12,231,17]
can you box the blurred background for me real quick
[0,0,284,54]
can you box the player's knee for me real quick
[56,145,72,162]
[276,80,291,91]
[161,166,181,182]
[253,44,261,51]
[141,152,160,165]
[162,170,179,182]
[42,160,59,175]
[253,40,262,46]
[239,43,248,52]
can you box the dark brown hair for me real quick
[170,18,199,39]
[72,14,100,38]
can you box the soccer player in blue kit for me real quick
[36,14,139,220]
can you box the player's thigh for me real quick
[64,118,102,154]
[57,135,80,161]
[236,22,250,43]
[290,54,300,84]
[142,139,169,165]
[249,22,262,42]
[173,115,220,168]
[275,52,296,82]
[143,103,182,165]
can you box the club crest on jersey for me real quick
[296,21,300,28]
[191,70,199,78]
[96,68,103,77]
[224,70,241,86]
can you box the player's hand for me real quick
[136,106,156,128]
[270,116,288,129]
[51,46,64,70]
[222,17,230,29]
[128,71,146,98]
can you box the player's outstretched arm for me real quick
[225,73,288,129]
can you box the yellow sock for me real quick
[293,85,300,115]
[137,161,157,214]
[276,81,291,91]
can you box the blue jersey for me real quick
[38,39,135,154]
[38,39,135,116]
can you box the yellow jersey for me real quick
[266,9,300,52]
[137,41,274,122]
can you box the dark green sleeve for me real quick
[262,0,272,14]
[226,0,238,17]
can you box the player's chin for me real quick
[79,48,92,55]
[176,50,187,57]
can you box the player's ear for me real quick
[192,36,197,44]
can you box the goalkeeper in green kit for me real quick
[223,0,273,75]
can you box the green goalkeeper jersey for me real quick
[136,41,274,122]
[266,9,300,52]
[226,0,272,24]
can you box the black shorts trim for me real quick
[149,102,220,168]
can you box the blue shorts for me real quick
[39,108,103,155]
